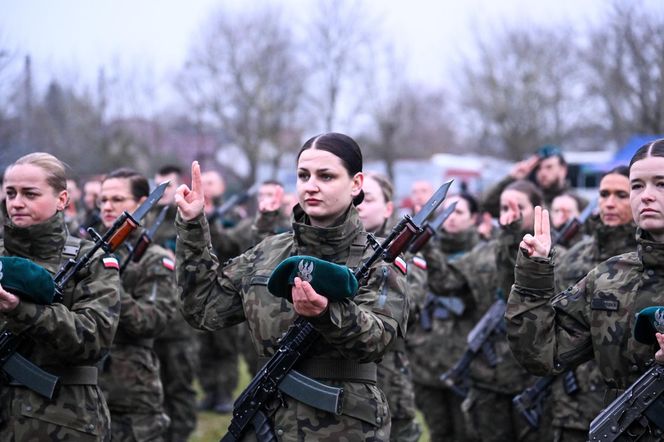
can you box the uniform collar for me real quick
[439,228,480,255]
[637,229,664,272]
[3,211,67,265]
[291,204,363,263]
[594,222,637,261]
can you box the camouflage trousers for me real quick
[461,387,543,442]
[197,325,239,401]
[154,337,198,442]
[0,384,111,442]
[110,412,170,442]
[390,417,421,442]
[414,383,474,442]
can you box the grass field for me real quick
[189,358,430,442]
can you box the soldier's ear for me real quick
[351,173,363,197]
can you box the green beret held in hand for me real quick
[0,256,56,304]
[267,255,358,303]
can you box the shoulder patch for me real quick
[162,257,175,271]
[412,256,427,270]
[393,256,407,275]
[102,256,120,270]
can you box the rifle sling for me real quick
[9,365,98,385]
[258,357,377,384]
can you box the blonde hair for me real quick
[9,152,68,193]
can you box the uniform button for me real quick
[631,365,639,371]
[276,428,284,436]
[648,269,655,276]
[646,245,653,252]
[86,424,95,431]
[376,417,382,424]
[25,405,32,412]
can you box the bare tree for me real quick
[583,2,664,144]
[455,25,590,159]
[176,6,305,184]
[303,0,379,132]
[361,45,458,180]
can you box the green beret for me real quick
[267,256,358,302]
[633,306,664,345]
[0,256,55,304]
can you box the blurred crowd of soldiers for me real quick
[0,142,644,441]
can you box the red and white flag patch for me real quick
[412,256,427,270]
[162,257,175,271]
[102,256,119,270]
[393,257,407,275]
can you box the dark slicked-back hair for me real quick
[629,138,664,171]
[104,168,150,199]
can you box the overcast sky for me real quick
[4,0,660,116]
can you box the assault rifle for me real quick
[552,198,597,247]
[588,364,664,442]
[513,368,580,429]
[408,201,457,254]
[209,183,260,225]
[440,297,506,397]
[220,180,454,442]
[120,205,169,273]
[0,181,168,399]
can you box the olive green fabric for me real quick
[633,306,664,345]
[0,256,55,304]
[267,255,359,302]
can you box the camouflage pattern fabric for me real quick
[408,228,480,441]
[176,204,408,441]
[550,221,637,436]
[0,211,121,441]
[423,221,546,441]
[153,319,198,442]
[197,325,240,406]
[99,230,178,441]
[507,229,664,397]
[148,203,200,441]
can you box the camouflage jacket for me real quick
[408,228,481,386]
[99,229,177,415]
[0,211,121,439]
[424,222,536,393]
[176,205,408,440]
[507,229,663,392]
[548,221,637,430]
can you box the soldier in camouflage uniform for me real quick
[507,140,664,442]
[0,153,121,441]
[357,172,421,442]
[424,181,545,442]
[482,145,586,217]
[151,165,199,442]
[175,133,409,441]
[548,166,636,441]
[197,169,244,413]
[97,169,178,441]
[408,193,481,442]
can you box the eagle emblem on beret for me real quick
[655,308,664,333]
[297,260,314,282]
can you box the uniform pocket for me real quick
[341,383,389,428]
[18,385,105,436]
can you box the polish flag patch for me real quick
[162,257,175,271]
[393,257,407,275]
[102,256,119,270]
[412,256,427,270]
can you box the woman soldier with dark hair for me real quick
[507,139,664,441]
[97,168,178,441]
[174,133,408,440]
[0,153,121,440]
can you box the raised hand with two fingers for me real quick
[174,161,205,221]
[520,206,552,258]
